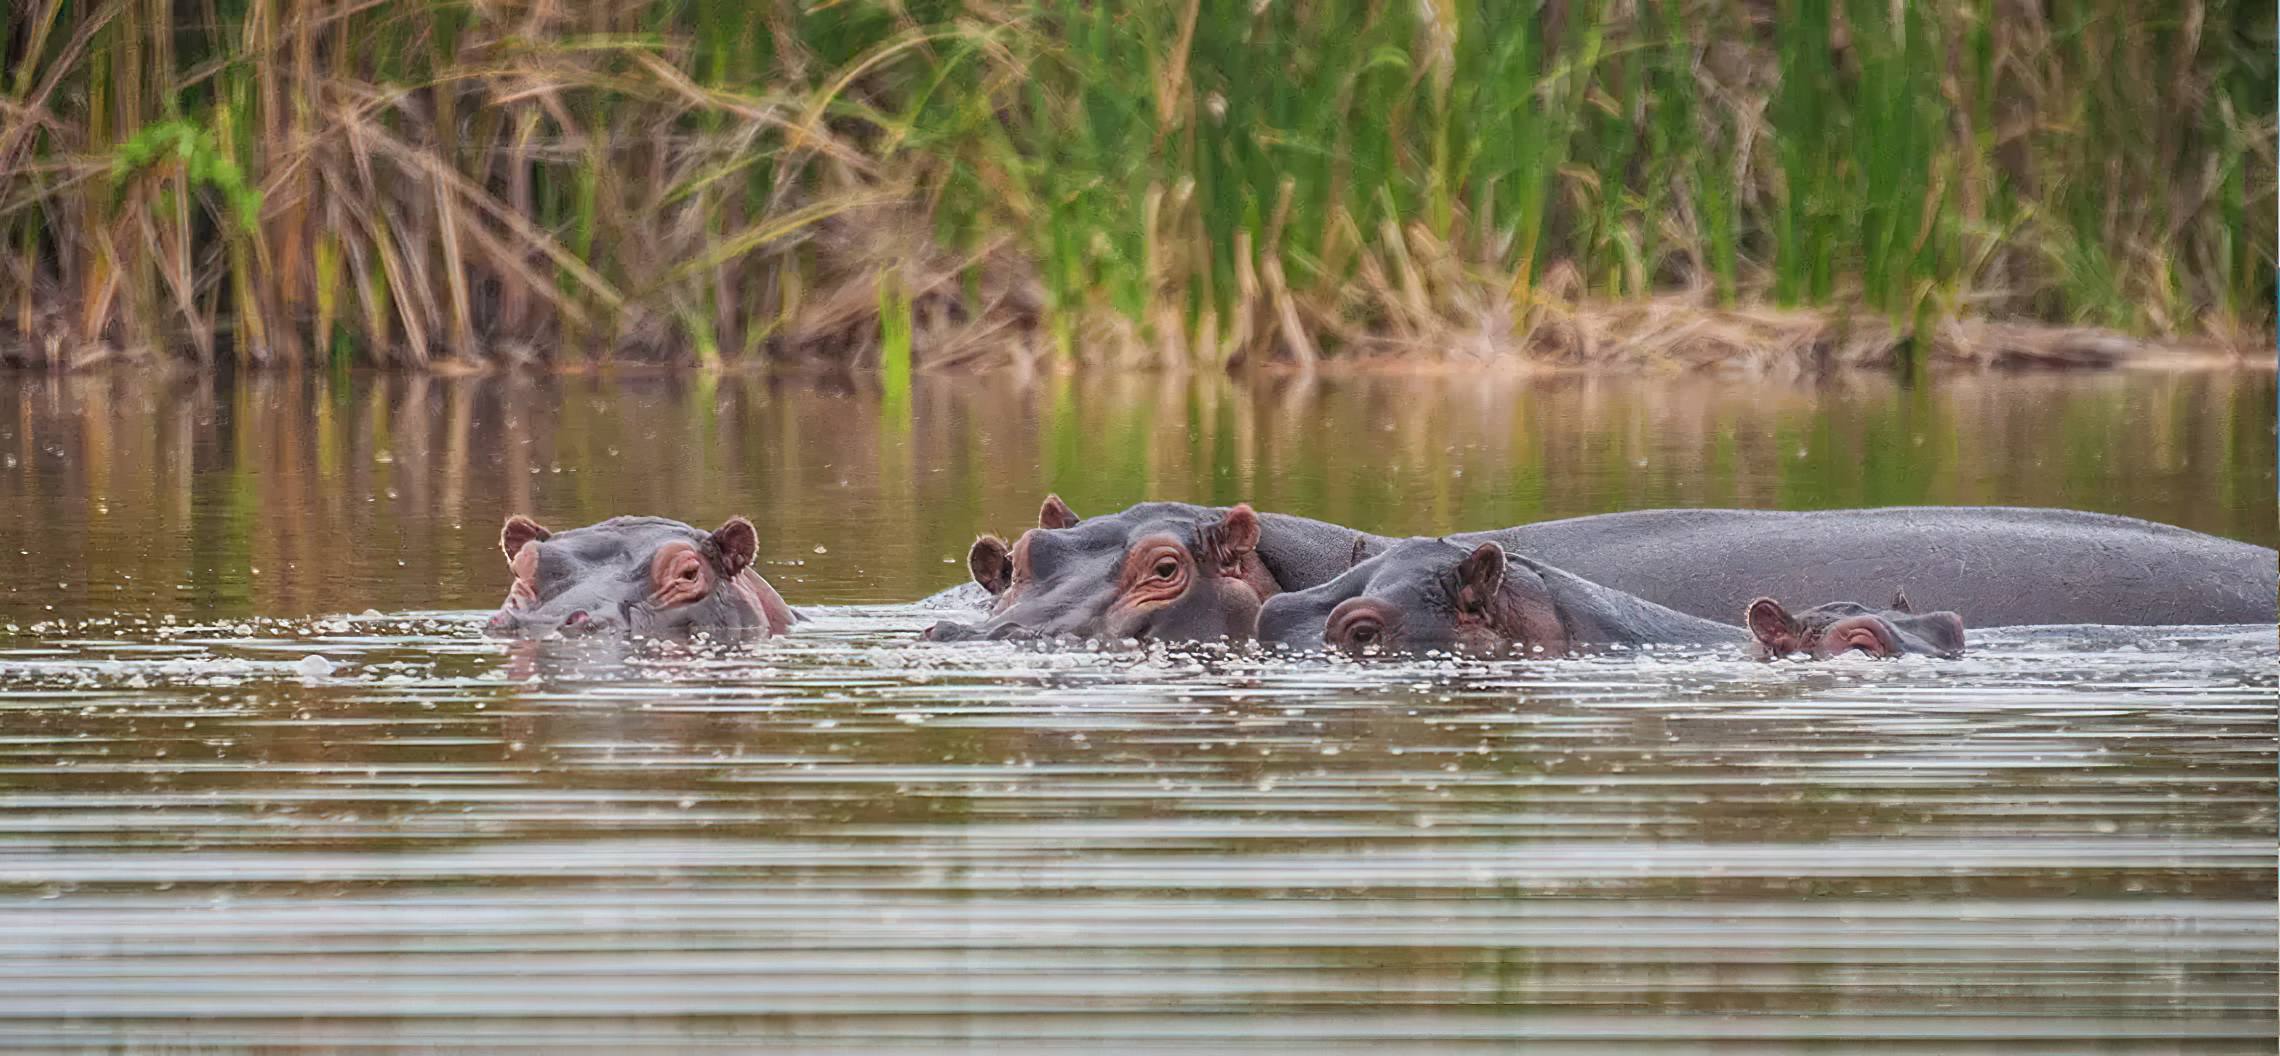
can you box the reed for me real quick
[0,0,2270,370]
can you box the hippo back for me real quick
[1455,506,2275,627]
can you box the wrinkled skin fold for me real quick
[485,515,797,640]
[1257,539,1965,660]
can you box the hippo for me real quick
[924,499,1289,643]
[1255,538,1966,659]
[1744,594,1966,661]
[485,515,798,639]
[923,499,2273,645]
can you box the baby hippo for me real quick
[1255,539,1963,660]
[485,514,797,640]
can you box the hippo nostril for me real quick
[551,610,607,639]
[923,621,974,642]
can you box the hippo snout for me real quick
[1255,596,1332,652]
[486,607,620,641]
[924,620,981,642]
[924,620,1042,643]
[555,610,606,638]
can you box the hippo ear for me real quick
[968,535,1012,595]
[1453,543,1506,615]
[1890,588,1913,614]
[1197,504,1261,573]
[1747,598,1802,655]
[1038,494,1081,530]
[709,517,759,578]
[501,515,551,563]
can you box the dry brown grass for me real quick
[0,0,2271,373]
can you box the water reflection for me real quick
[0,370,2269,621]
[0,611,2271,1048]
[0,371,2271,1050]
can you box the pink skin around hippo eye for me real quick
[650,546,712,607]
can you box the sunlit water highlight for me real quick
[0,371,2272,1051]
[1,606,2271,1052]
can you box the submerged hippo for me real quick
[924,498,1380,643]
[925,499,1281,642]
[1256,538,1966,659]
[485,515,798,639]
[923,499,2272,645]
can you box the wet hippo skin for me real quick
[1454,506,2275,628]
[1256,538,1969,659]
[485,515,799,640]
[928,499,2274,644]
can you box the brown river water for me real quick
[0,370,2272,1052]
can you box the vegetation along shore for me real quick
[2,0,2272,374]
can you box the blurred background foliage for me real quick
[1,0,2271,370]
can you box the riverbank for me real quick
[6,288,2267,375]
[3,0,2270,373]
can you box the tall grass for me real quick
[1,0,2271,369]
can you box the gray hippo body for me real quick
[1257,538,1969,659]
[926,498,2272,644]
[1458,506,2274,628]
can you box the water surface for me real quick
[0,371,2271,1052]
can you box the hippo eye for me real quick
[1348,623,1379,646]
[1153,558,1179,581]
[655,549,707,594]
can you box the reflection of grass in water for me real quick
[0,372,2269,619]
[0,0,2269,369]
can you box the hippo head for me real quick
[923,496,1275,644]
[1258,540,1969,661]
[1746,594,1966,660]
[1256,539,1570,657]
[484,514,788,640]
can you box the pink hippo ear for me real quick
[1453,543,1507,616]
[709,517,759,578]
[501,516,551,563]
[1197,504,1261,574]
[1747,598,1802,656]
[968,535,1012,595]
[1039,494,1081,530]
